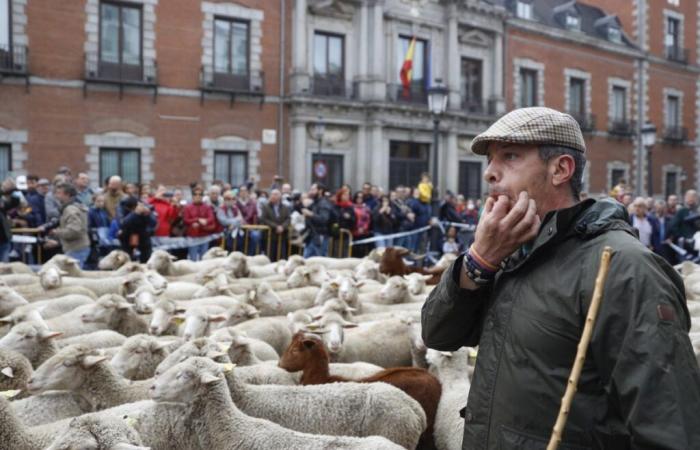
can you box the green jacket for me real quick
[668,206,698,241]
[54,201,90,253]
[422,198,700,450]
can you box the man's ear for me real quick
[550,154,576,188]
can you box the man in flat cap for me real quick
[422,107,700,449]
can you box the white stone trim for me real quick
[662,163,683,197]
[582,160,590,194]
[563,68,591,116]
[513,58,544,107]
[607,77,632,125]
[10,0,28,47]
[663,9,684,52]
[201,136,261,185]
[662,86,683,129]
[84,0,159,72]
[201,2,264,80]
[84,132,155,187]
[606,161,630,192]
[0,128,28,176]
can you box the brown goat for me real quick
[379,247,443,285]
[279,331,441,449]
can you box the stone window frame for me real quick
[201,2,264,84]
[607,77,632,127]
[662,87,683,130]
[563,68,591,118]
[513,58,544,108]
[606,160,630,192]
[84,132,154,188]
[663,9,684,52]
[5,0,28,49]
[84,0,158,73]
[662,163,683,198]
[201,136,261,186]
[0,128,27,177]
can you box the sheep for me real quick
[44,254,142,279]
[147,250,230,276]
[0,348,32,391]
[0,321,63,367]
[229,316,294,355]
[279,332,441,448]
[249,282,318,315]
[151,357,406,450]
[39,303,105,339]
[45,414,149,450]
[248,261,285,278]
[306,313,413,367]
[0,273,38,287]
[148,297,255,336]
[202,246,228,260]
[222,331,279,366]
[11,283,98,302]
[98,249,132,270]
[26,344,152,411]
[79,294,150,337]
[376,275,428,304]
[0,286,30,316]
[0,294,94,326]
[283,254,306,276]
[354,259,388,283]
[56,330,127,350]
[306,256,365,270]
[286,264,326,288]
[0,395,72,449]
[48,273,137,297]
[110,334,181,381]
[426,348,472,450]
[404,273,434,295]
[407,317,428,368]
[179,305,230,341]
[154,337,230,376]
[0,261,34,275]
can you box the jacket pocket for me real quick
[499,425,591,450]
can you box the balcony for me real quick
[663,126,688,143]
[84,53,158,101]
[608,119,636,137]
[310,76,357,100]
[462,98,499,116]
[570,113,596,133]
[665,45,689,64]
[200,66,265,107]
[387,83,428,105]
[0,44,29,89]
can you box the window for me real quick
[0,144,10,182]
[99,2,142,78]
[610,168,626,190]
[568,78,585,117]
[516,1,533,19]
[519,68,537,107]
[665,17,680,49]
[665,171,679,198]
[461,58,483,112]
[100,148,140,184]
[459,161,482,200]
[214,18,249,76]
[611,86,627,122]
[607,26,622,43]
[389,141,430,189]
[0,0,9,51]
[311,154,343,193]
[313,32,345,96]
[214,151,247,188]
[667,95,680,128]
[565,14,580,30]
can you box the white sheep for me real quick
[97,249,132,270]
[44,253,141,279]
[229,316,294,355]
[0,286,30,317]
[45,414,149,450]
[56,330,127,350]
[403,273,433,295]
[222,331,279,366]
[0,348,32,391]
[150,357,407,449]
[11,283,98,302]
[0,273,38,287]
[0,294,94,326]
[0,261,34,275]
[147,250,232,277]
[154,337,230,376]
[354,259,388,283]
[376,276,428,304]
[202,246,229,260]
[110,334,181,380]
[0,321,63,367]
[426,348,473,450]
[250,282,318,315]
[179,305,230,341]
[27,344,152,411]
[286,264,327,288]
[78,294,150,337]
[148,297,255,336]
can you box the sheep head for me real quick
[304,311,357,354]
[26,344,106,394]
[45,413,149,450]
[110,334,169,379]
[0,287,29,316]
[151,356,225,404]
[0,321,62,360]
[98,249,131,270]
[81,294,132,324]
[38,265,67,290]
[154,337,227,376]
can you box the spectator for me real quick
[651,199,675,263]
[270,175,284,191]
[392,187,414,249]
[259,189,291,260]
[46,183,90,268]
[140,183,153,203]
[170,189,186,238]
[407,187,431,252]
[668,189,699,242]
[281,183,293,208]
[183,188,216,261]
[629,196,661,252]
[206,185,222,209]
[74,173,94,207]
[26,178,49,227]
[334,189,356,232]
[149,185,178,238]
[237,185,261,254]
[119,197,156,263]
[439,191,463,224]
[25,174,38,197]
[417,172,433,204]
[667,194,679,215]
[44,174,66,223]
[0,179,21,262]
[56,166,72,183]
[351,191,372,257]
[124,182,139,198]
[216,190,243,251]
[88,193,114,255]
[609,178,627,201]
[362,183,377,211]
[620,192,634,213]
[302,182,333,257]
[104,176,127,220]
[442,226,460,255]
[371,194,398,249]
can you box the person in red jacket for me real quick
[148,185,178,237]
[183,188,216,260]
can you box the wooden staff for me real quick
[546,246,612,450]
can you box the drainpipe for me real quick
[277,0,286,177]
[634,0,646,196]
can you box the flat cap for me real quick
[471,107,586,155]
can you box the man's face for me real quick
[281,183,292,194]
[308,184,319,199]
[483,143,551,215]
[209,192,219,203]
[27,179,37,190]
[655,203,666,217]
[108,178,122,193]
[54,189,69,205]
[668,195,679,209]
[270,191,281,204]
[685,191,698,208]
[634,202,647,217]
[370,186,379,197]
[37,184,49,195]
[621,194,633,207]
[362,184,371,195]
[239,187,249,201]
[76,174,89,188]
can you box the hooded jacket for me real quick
[54,200,90,252]
[422,198,700,449]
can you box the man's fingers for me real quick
[510,199,539,238]
[501,192,529,228]
[489,195,510,219]
[483,197,495,215]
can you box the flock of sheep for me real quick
[0,247,468,450]
[1,247,698,450]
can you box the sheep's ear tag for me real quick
[218,342,232,352]
[221,363,236,373]
[0,389,20,398]
[468,348,478,358]
[123,415,138,427]
[171,317,185,325]
[1,367,13,378]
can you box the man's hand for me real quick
[198,218,207,226]
[276,225,284,234]
[302,208,313,218]
[472,191,541,267]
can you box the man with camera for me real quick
[40,182,90,268]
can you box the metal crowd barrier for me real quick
[236,225,271,256]
[329,228,353,258]
[11,227,43,264]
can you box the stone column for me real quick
[355,125,368,189]
[446,131,459,194]
[370,123,386,187]
[291,120,308,188]
[368,0,386,100]
[490,32,505,114]
[446,3,461,109]
[291,0,310,92]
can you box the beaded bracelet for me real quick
[463,248,498,286]
[469,245,499,272]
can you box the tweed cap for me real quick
[471,107,586,155]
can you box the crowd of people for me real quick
[0,166,698,269]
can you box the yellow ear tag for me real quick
[468,348,478,358]
[172,317,185,325]
[0,390,20,398]
[221,363,236,373]
[218,342,232,352]
[124,416,138,427]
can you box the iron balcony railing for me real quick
[85,53,158,86]
[608,119,636,137]
[0,44,28,76]
[200,66,265,94]
[311,75,357,99]
[663,126,688,143]
[387,82,428,105]
[665,45,689,64]
[570,113,596,132]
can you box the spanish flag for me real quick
[400,37,417,98]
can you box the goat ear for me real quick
[208,314,227,323]
[81,354,106,368]
[38,330,63,340]
[1,367,13,378]
[302,339,316,349]
[200,373,221,385]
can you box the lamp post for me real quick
[641,122,657,196]
[427,79,448,213]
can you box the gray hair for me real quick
[538,145,586,200]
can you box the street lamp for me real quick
[641,122,657,196]
[427,79,448,209]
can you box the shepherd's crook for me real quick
[546,246,613,450]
